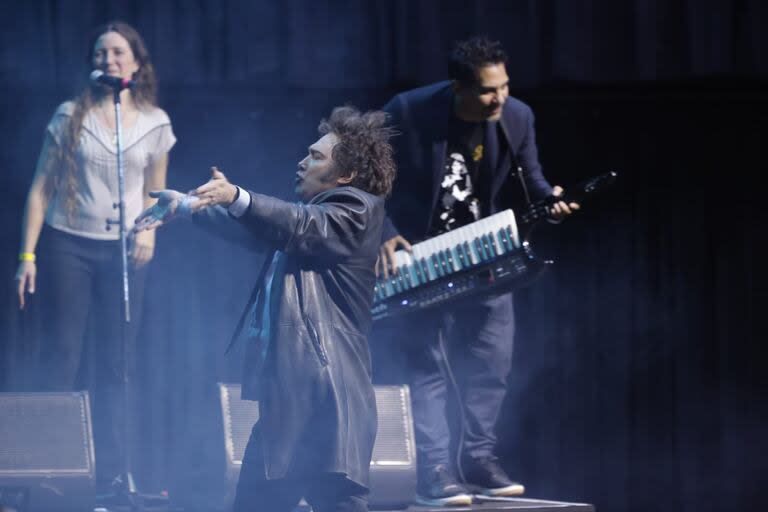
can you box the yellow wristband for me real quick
[19,252,36,262]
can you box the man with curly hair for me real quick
[135,106,396,512]
[378,37,578,506]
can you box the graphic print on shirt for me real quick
[433,152,481,234]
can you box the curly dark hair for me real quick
[318,106,397,198]
[448,36,509,86]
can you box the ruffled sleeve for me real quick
[142,107,176,162]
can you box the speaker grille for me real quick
[0,392,93,474]
[371,386,414,466]
[218,384,415,467]
[218,384,259,465]
[217,383,416,508]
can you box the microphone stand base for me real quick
[95,472,176,512]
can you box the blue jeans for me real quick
[403,293,515,472]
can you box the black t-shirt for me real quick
[429,116,487,236]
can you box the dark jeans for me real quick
[403,293,515,473]
[36,226,147,485]
[234,423,369,512]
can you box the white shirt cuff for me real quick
[227,186,251,218]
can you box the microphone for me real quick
[90,70,136,90]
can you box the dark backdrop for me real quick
[1,2,766,512]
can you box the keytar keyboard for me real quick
[372,209,548,321]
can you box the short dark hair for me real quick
[448,36,508,86]
[318,106,397,198]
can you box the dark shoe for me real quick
[463,457,525,497]
[416,464,473,506]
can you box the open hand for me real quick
[188,167,238,212]
[134,189,185,232]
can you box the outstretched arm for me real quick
[135,166,237,232]
[135,168,260,250]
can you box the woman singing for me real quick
[15,21,175,489]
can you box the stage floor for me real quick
[384,496,594,512]
[93,496,594,512]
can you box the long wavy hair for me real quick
[53,21,158,216]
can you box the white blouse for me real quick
[45,101,176,240]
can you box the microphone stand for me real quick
[97,86,169,512]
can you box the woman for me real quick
[15,21,175,489]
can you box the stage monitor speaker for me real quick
[217,383,416,509]
[217,383,259,510]
[0,392,95,512]
[367,385,417,508]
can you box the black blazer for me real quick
[382,80,553,242]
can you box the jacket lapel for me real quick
[225,249,276,353]
[429,88,453,215]
[488,120,511,206]
[430,138,447,209]
[491,111,521,202]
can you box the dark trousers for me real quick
[234,424,369,512]
[403,293,515,473]
[36,226,147,485]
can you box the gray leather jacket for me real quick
[194,185,383,488]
